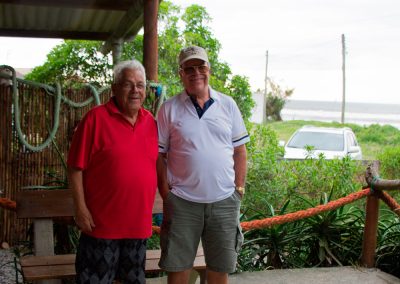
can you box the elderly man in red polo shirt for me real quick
[67,60,158,284]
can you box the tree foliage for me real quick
[26,1,254,120]
[25,40,112,86]
[265,79,294,121]
[227,75,255,121]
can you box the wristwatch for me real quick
[235,186,245,196]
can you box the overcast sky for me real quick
[1,0,399,104]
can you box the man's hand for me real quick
[75,205,95,233]
[68,167,95,234]
[157,153,170,200]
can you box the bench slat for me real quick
[20,249,206,281]
[21,249,205,266]
[20,254,76,267]
[17,190,74,218]
[23,264,76,281]
[17,190,164,218]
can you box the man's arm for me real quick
[233,144,247,188]
[68,167,95,233]
[156,153,170,200]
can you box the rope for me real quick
[0,65,166,152]
[0,198,16,211]
[13,80,62,152]
[150,188,372,234]
[1,65,105,152]
[0,187,394,233]
[370,175,381,193]
[377,191,400,217]
[152,225,161,235]
[240,188,371,231]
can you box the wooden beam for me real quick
[0,0,135,11]
[143,0,158,81]
[100,0,144,55]
[0,28,111,40]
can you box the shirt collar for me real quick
[180,86,221,102]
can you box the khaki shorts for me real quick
[158,191,243,273]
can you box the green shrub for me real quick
[240,122,373,271]
[378,146,400,179]
[376,210,400,277]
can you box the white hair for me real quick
[113,60,146,84]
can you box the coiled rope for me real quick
[0,66,166,151]
[0,65,105,152]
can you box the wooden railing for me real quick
[361,162,400,267]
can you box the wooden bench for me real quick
[17,189,206,283]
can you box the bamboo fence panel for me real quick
[0,82,111,245]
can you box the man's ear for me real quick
[178,69,184,79]
[111,83,117,94]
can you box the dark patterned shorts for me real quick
[75,234,147,284]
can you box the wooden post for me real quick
[34,220,61,284]
[143,0,158,82]
[361,193,379,267]
[112,39,123,65]
[341,34,346,124]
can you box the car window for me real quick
[351,133,359,146]
[346,133,354,147]
[287,132,344,151]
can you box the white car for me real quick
[283,126,363,160]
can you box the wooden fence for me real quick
[0,82,111,245]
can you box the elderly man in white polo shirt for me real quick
[156,46,249,284]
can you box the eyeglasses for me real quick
[180,64,209,75]
[118,82,146,91]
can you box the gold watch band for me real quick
[235,186,245,196]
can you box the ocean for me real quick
[250,92,400,129]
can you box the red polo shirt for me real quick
[67,98,158,239]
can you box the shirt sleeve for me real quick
[231,99,250,147]
[156,103,169,153]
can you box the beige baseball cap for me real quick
[178,46,209,66]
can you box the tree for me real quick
[265,79,294,121]
[26,1,254,119]
[25,40,112,86]
[227,75,255,121]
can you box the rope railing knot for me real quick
[370,175,381,194]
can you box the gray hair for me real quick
[113,60,146,84]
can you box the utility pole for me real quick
[263,50,269,124]
[341,34,346,124]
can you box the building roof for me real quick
[0,0,146,54]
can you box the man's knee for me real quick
[206,268,228,284]
[167,269,192,284]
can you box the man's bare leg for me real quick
[207,269,228,284]
[168,269,191,284]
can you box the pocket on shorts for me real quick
[235,225,244,252]
[233,190,243,201]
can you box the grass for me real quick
[266,120,400,161]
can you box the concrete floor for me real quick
[146,267,400,284]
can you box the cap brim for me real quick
[180,55,209,65]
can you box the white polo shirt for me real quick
[157,87,250,203]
